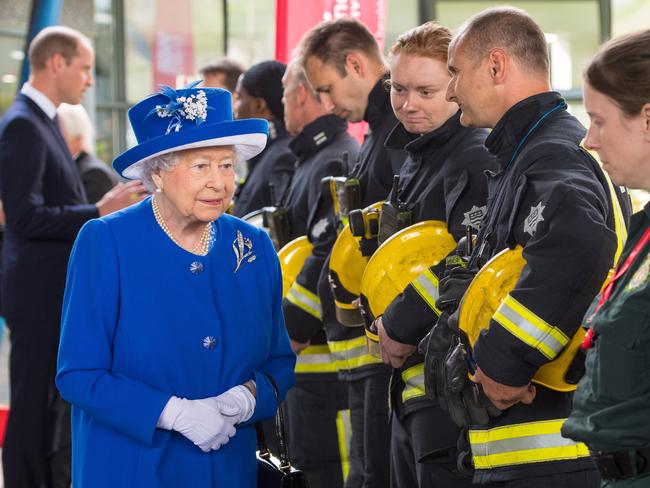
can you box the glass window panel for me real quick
[437,1,600,94]
[226,0,275,67]
[385,0,418,52]
[0,35,25,116]
[95,108,115,166]
[613,0,650,35]
[125,0,223,101]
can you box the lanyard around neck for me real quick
[582,225,650,350]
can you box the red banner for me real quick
[275,0,389,142]
[275,0,389,62]
[152,0,195,90]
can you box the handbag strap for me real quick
[259,373,293,474]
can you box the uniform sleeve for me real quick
[474,165,618,386]
[56,219,171,446]
[268,151,296,206]
[282,159,343,343]
[248,231,297,423]
[383,155,491,345]
[0,118,99,240]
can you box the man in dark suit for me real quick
[0,26,145,487]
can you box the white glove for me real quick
[157,396,238,452]
[211,384,256,425]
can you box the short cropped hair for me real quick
[199,58,245,92]
[454,7,549,75]
[300,17,382,77]
[285,58,318,100]
[28,26,90,71]
[389,21,452,63]
[57,103,94,153]
[586,29,650,117]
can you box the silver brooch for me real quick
[232,230,256,273]
[203,336,216,349]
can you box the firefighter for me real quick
[280,57,360,488]
[562,29,650,487]
[301,18,406,487]
[233,60,295,217]
[422,6,630,487]
[370,22,497,488]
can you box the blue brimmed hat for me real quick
[113,83,269,179]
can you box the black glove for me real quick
[420,312,456,400]
[436,266,477,314]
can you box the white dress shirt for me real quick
[20,82,57,120]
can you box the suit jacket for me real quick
[0,94,98,323]
[76,151,118,204]
[56,199,296,486]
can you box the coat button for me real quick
[203,336,216,349]
[190,261,204,274]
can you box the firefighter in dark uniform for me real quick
[280,58,360,488]
[422,7,631,488]
[233,60,295,217]
[563,29,650,488]
[302,18,405,488]
[371,23,497,488]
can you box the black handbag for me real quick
[256,374,309,488]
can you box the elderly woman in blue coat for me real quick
[56,84,296,487]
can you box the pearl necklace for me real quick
[152,196,211,256]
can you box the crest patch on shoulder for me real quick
[626,254,650,293]
[524,202,546,237]
[461,205,487,230]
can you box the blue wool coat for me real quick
[56,197,296,487]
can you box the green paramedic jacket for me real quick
[563,203,650,453]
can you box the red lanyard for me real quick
[582,224,650,350]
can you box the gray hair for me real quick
[286,57,319,101]
[137,153,179,192]
[133,149,244,191]
[57,103,94,153]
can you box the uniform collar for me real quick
[289,113,347,161]
[485,91,565,168]
[363,75,391,127]
[385,110,463,157]
[267,117,289,144]
[20,82,57,119]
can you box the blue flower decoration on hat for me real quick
[113,82,269,179]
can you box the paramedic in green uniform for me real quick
[562,29,650,487]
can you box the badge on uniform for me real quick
[462,205,487,230]
[524,202,546,237]
[625,254,650,293]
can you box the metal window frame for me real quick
[417,0,612,102]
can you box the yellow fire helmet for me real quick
[329,202,383,327]
[458,246,586,392]
[360,221,456,358]
[277,236,313,298]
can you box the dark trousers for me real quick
[2,319,71,488]
[483,469,601,487]
[284,376,349,488]
[390,404,473,488]
[346,370,392,488]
